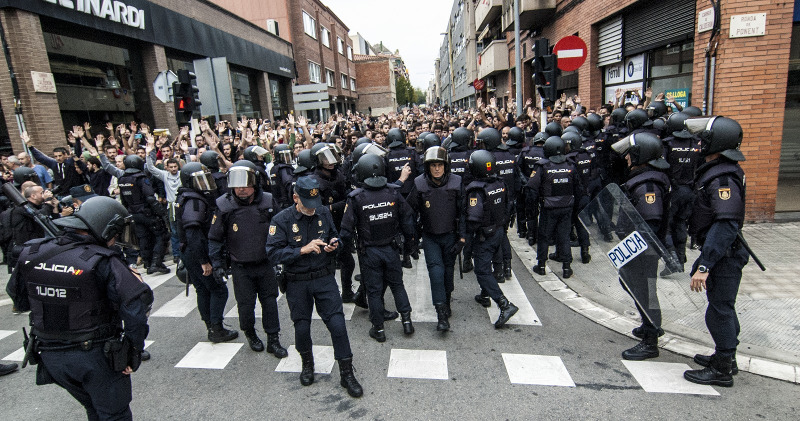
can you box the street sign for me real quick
[153,70,178,103]
[553,36,587,72]
[473,79,485,91]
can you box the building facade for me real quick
[353,54,397,116]
[437,0,479,109]
[0,0,294,155]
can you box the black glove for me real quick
[212,267,228,285]
[449,240,465,256]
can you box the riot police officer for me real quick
[117,155,169,275]
[386,128,419,267]
[683,116,749,387]
[200,150,229,199]
[176,162,238,343]
[7,196,151,420]
[340,154,416,342]
[465,150,519,328]
[448,128,474,272]
[478,128,516,281]
[243,145,271,192]
[406,146,465,331]
[208,161,287,357]
[265,176,363,398]
[516,131,547,245]
[564,131,593,264]
[611,132,671,361]
[528,137,583,278]
[270,144,296,209]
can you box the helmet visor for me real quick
[191,170,218,192]
[424,146,448,164]
[250,146,269,157]
[276,149,293,164]
[685,117,716,134]
[227,167,256,188]
[611,135,635,156]
[316,146,342,165]
[363,143,388,158]
[101,214,139,250]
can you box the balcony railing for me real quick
[476,0,503,31]
[478,40,510,79]
[501,0,556,32]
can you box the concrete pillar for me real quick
[139,44,178,134]
[256,72,273,120]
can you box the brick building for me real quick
[353,54,397,116]
[211,0,358,121]
[0,0,295,155]
[461,0,798,221]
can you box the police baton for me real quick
[737,232,766,271]
[21,327,35,368]
[457,252,463,280]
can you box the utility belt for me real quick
[696,237,742,257]
[475,225,501,242]
[31,324,118,345]
[283,265,334,282]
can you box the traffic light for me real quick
[532,39,558,103]
[173,69,201,125]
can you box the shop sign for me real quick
[663,89,690,109]
[605,62,625,85]
[730,13,766,38]
[42,0,146,30]
[624,54,644,82]
[31,71,57,93]
[698,8,715,33]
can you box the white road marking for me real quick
[151,290,197,317]
[274,345,336,374]
[0,330,15,341]
[2,347,25,362]
[621,360,719,395]
[486,270,542,326]
[502,353,575,387]
[387,348,448,380]
[174,342,243,369]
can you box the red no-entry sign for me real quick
[553,36,588,72]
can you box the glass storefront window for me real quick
[647,42,694,107]
[778,22,800,212]
[231,70,260,119]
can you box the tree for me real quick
[414,88,426,105]
[395,75,414,107]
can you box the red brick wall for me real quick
[353,58,394,114]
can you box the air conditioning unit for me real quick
[267,19,279,36]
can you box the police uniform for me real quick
[208,189,286,356]
[265,176,362,397]
[7,226,151,420]
[386,146,418,196]
[118,169,167,271]
[516,142,545,242]
[340,181,415,338]
[567,142,594,261]
[211,171,229,198]
[663,131,702,266]
[270,161,296,209]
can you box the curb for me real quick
[509,237,800,385]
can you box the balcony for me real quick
[501,0,556,32]
[478,40,509,79]
[475,0,503,32]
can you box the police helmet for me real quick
[273,144,293,165]
[685,116,745,161]
[176,260,188,284]
[355,137,373,147]
[652,118,667,133]
[646,101,668,119]
[611,132,669,169]
[355,153,387,188]
[351,142,388,165]
[423,146,450,176]
[311,143,342,166]
[532,132,548,145]
[544,122,563,137]
[507,127,524,146]
[180,162,217,192]
[227,160,258,189]
[570,116,589,132]
[199,150,220,171]
[625,109,649,131]
[243,145,269,163]
[422,133,442,150]
[610,107,628,124]
[387,128,406,149]
[13,166,40,187]
[667,112,690,134]
[543,136,567,164]
[123,154,144,172]
[587,113,604,133]
[294,149,315,174]
[450,127,473,149]
[468,149,496,179]
[54,196,138,249]
[563,126,581,135]
[477,128,506,151]
[682,106,702,117]
[561,132,583,153]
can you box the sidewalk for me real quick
[510,221,800,384]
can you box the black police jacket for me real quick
[118,171,157,215]
[340,185,415,248]
[266,205,339,274]
[176,188,215,263]
[211,171,229,199]
[311,167,349,225]
[689,158,745,245]
[449,149,473,186]
[663,135,702,188]
[624,167,671,241]
[526,159,582,210]
[407,173,466,238]
[386,147,419,196]
[493,149,517,195]
[270,163,296,209]
[567,150,593,196]
[465,176,509,235]
[208,191,279,266]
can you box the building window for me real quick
[338,37,344,54]
[302,11,316,39]
[308,61,321,83]
[230,69,260,119]
[341,73,348,90]
[347,46,353,60]
[326,69,335,87]
[350,77,356,91]
[321,27,330,48]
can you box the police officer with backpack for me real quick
[6,196,151,420]
[200,150,229,199]
[208,160,288,358]
[385,128,419,267]
[270,144,296,209]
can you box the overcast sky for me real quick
[321,0,454,91]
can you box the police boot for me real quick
[444,292,452,317]
[527,234,537,247]
[684,354,734,387]
[341,287,356,303]
[141,350,151,361]
[299,350,315,386]
[532,261,547,276]
[353,285,368,309]
[622,334,659,361]
[548,252,564,262]
[462,258,474,273]
[518,226,527,239]
[208,323,239,343]
[632,325,665,339]
[435,304,450,332]
[474,291,491,308]
[503,260,512,280]
[493,262,505,283]
[338,358,363,398]
[402,254,413,269]
[562,263,573,279]
[266,333,288,358]
[369,324,386,343]
[147,264,170,275]
[693,353,739,375]
[580,246,591,264]
[383,310,399,321]
[411,245,420,260]
[494,296,518,328]
[400,312,414,335]
[0,362,19,376]
[244,330,265,352]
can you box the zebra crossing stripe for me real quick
[0,330,15,341]
[387,349,448,380]
[621,360,719,395]
[2,347,24,362]
[174,342,243,369]
[486,270,542,326]
[151,290,198,317]
[502,353,575,387]
[275,345,336,374]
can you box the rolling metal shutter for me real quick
[598,16,623,67]
[624,0,695,56]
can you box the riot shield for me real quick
[578,183,683,330]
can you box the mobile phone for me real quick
[135,133,143,139]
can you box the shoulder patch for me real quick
[645,193,656,204]
[269,225,277,235]
[469,197,477,207]
[718,188,731,200]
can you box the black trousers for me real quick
[536,207,573,263]
[131,213,166,266]
[359,245,412,327]
[230,260,280,334]
[285,274,352,360]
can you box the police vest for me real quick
[176,189,214,246]
[449,149,471,182]
[350,186,402,247]
[270,163,295,209]
[387,148,417,195]
[413,173,461,235]
[212,192,275,263]
[520,146,545,178]
[493,149,516,192]
[624,169,670,223]
[211,171,229,199]
[665,136,702,187]
[465,178,507,230]
[567,150,592,195]
[689,160,745,242]
[538,160,577,209]
[118,171,149,213]
[20,238,118,339]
